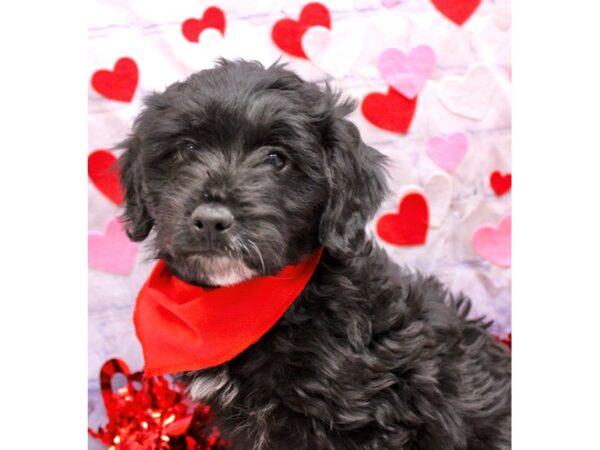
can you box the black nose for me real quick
[190,204,234,234]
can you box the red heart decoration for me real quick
[181,6,226,43]
[430,0,482,26]
[490,171,511,196]
[361,87,418,133]
[271,2,331,59]
[91,57,138,103]
[377,193,429,246]
[88,150,124,205]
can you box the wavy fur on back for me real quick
[178,243,511,450]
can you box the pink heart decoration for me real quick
[377,46,436,99]
[472,215,511,267]
[426,132,468,173]
[89,217,139,275]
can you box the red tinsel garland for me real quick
[494,332,512,351]
[88,358,230,450]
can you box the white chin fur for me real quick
[192,255,257,286]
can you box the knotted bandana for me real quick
[134,248,323,376]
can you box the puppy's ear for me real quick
[117,135,153,241]
[318,98,388,255]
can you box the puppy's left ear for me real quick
[318,99,388,255]
[117,135,154,241]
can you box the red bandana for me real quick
[134,248,323,376]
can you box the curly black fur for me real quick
[119,59,511,450]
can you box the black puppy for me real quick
[119,59,511,450]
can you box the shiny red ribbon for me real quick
[88,358,228,450]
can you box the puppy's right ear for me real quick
[117,135,153,241]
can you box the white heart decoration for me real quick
[302,26,365,79]
[399,174,453,228]
[438,65,497,120]
[168,28,226,71]
[492,5,511,31]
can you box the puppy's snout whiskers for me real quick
[232,236,266,275]
[247,239,266,274]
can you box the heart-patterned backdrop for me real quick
[88,0,511,441]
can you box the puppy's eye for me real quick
[183,142,199,152]
[175,142,199,162]
[264,151,287,170]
